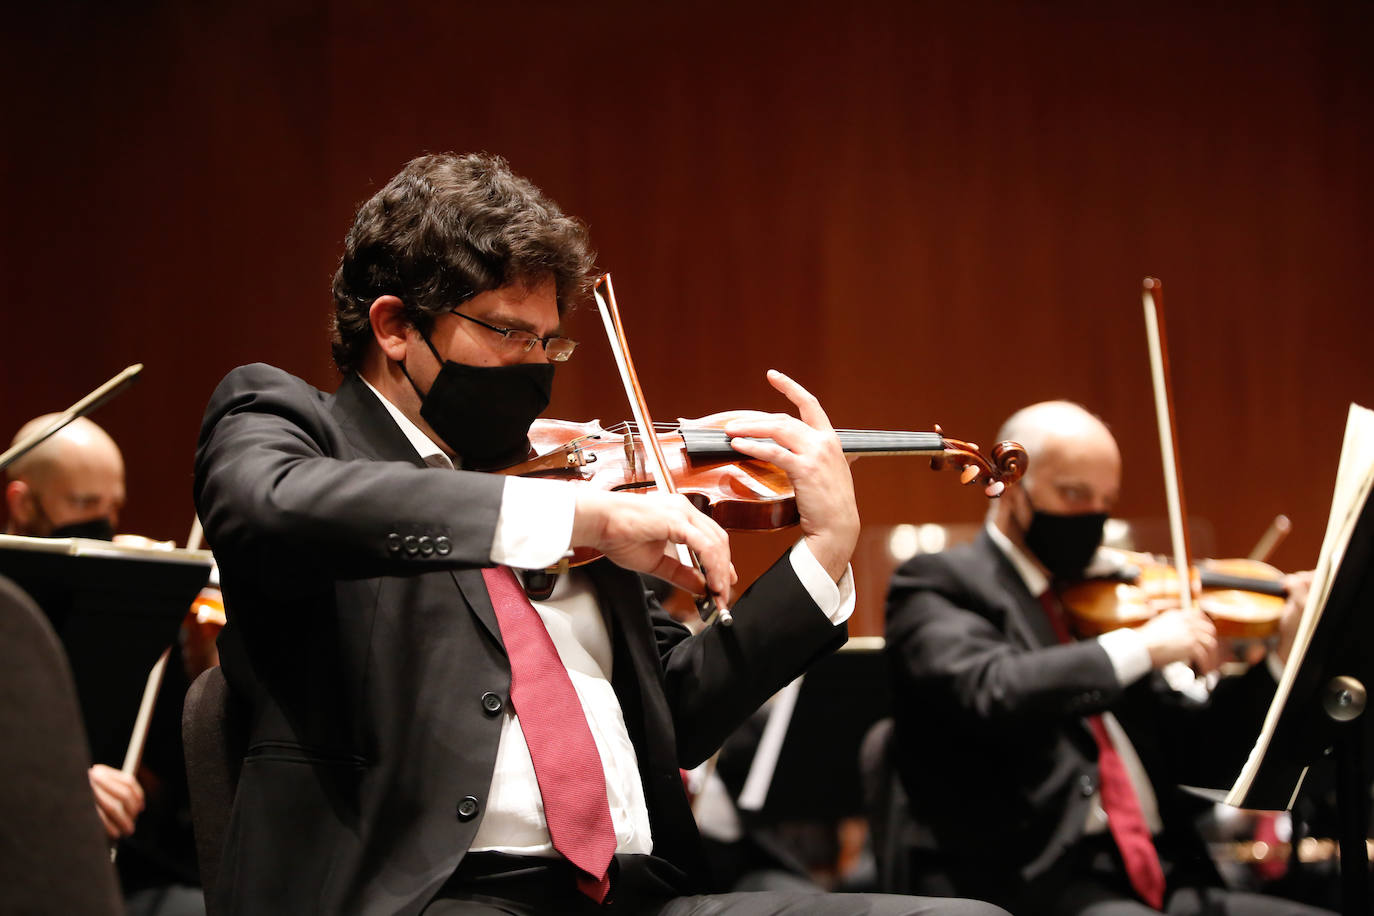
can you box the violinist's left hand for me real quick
[1275,569,1314,666]
[722,370,860,583]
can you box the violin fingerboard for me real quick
[679,429,946,460]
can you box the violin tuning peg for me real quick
[959,465,979,485]
[984,480,1005,498]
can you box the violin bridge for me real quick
[623,431,640,479]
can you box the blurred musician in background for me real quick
[884,401,1330,915]
[5,415,205,916]
[5,415,126,541]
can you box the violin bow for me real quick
[1141,277,1196,614]
[115,517,217,863]
[592,274,731,625]
[0,363,143,471]
[1249,514,1291,563]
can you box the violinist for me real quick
[884,400,1330,916]
[193,152,1006,916]
[5,415,205,916]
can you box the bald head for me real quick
[5,415,126,536]
[992,401,1121,553]
[996,401,1119,496]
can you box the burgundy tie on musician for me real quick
[1040,590,1167,910]
[483,565,616,902]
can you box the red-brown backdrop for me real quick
[3,1,1371,634]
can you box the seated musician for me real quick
[192,152,1008,916]
[5,415,147,841]
[5,415,205,916]
[884,400,1332,915]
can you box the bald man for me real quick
[4,416,147,837]
[883,401,1326,916]
[5,415,126,540]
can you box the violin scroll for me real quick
[928,426,1029,498]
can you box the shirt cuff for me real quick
[1266,651,1287,683]
[788,540,855,626]
[1097,627,1153,686]
[492,477,576,570]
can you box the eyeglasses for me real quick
[449,310,579,362]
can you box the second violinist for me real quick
[884,400,1328,916]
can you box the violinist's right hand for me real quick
[1275,569,1314,665]
[571,489,737,610]
[1137,608,1221,675]
[88,763,145,840]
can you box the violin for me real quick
[1058,547,1288,639]
[500,414,1028,567]
[577,272,1025,624]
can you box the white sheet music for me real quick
[1225,403,1374,807]
[0,532,213,565]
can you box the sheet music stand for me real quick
[0,534,213,768]
[1226,494,1374,916]
[734,638,892,822]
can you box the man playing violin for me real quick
[193,152,1006,916]
[884,400,1329,916]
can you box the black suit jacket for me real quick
[883,530,1276,907]
[193,364,847,915]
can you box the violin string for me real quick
[597,420,938,435]
[592,421,946,450]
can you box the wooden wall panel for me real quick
[3,1,1370,633]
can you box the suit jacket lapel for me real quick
[453,568,503,651]
[974,529,1060,649]
[329,373,431,468]
[587,562,663,692]
[586,562,675,759]
[976,532,1100,753]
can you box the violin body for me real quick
[1058,548,1287,639]
[516,414,804,527]
[503,414,1028,566]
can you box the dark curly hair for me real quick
[329,153,597,373]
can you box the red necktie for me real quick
[1040,591,1167,910]
[483,566,616,902]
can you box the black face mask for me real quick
[50,517,117,541]
[1022,500,1107,582]
[402,331,554,471]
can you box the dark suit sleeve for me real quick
[652,554,849,767]
[194,364,505,590]
[886,551,1125,734]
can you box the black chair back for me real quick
[859,716,914,893]
[182,665,246,915]
[0,573,124,914]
